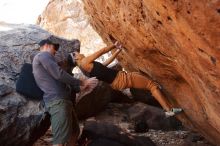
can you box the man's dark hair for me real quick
[67,53,77,68]
[38,39,60,51]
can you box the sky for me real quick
[0,0,49,24]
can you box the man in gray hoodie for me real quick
[33,39,97,146]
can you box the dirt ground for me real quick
[34,103,215,146]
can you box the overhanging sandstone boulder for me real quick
[82,0,220,145]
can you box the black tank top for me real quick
[88,61,119,84]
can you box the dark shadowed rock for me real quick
[134,120,149,133]
[78,121,156,146]
[110,89,134,103]
[88,138,123,146]
[76,81,113,120]
[130,88,161,107]
[127,103,182,131]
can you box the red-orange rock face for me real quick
[83,0,220,144]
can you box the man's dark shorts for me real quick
[46,99,79,144]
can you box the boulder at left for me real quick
[0,23,112,146]
[0,23,52,146]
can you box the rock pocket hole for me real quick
[210,56,216,65]
[187,11,191,14]
[162,5,167,9]
[157,20,163,25]
[217,9,220,14]
[108,34,117,43]
[141,10,146,19]
[106,6,110,13]
[156,11,160,16]
[122,46,128,51]
[167,16,172,21]
[198,48,204,53]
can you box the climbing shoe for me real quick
[165,108,183,117]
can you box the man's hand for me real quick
[80,77,98,94]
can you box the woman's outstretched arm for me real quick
[82,44,116,64]
[102,49,122,66]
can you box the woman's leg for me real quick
[111,72,182,116]
[127,72,172,111]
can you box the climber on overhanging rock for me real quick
[69,41,183,117]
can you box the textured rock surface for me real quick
[37,0,106,56]
[82,0,220,145]
[0,23,113,146]
[79,121,156,146]
[127,102,181,131]
[0,23,51,146]
[35,103,213,146]
[76,81,112,120]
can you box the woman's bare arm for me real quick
[82,44,116,64]
[102,49,122,66]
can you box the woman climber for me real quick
[69,42,182,116]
